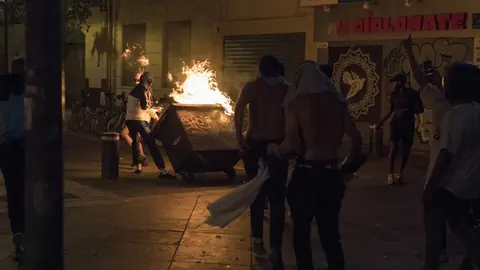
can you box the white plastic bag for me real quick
[205,160,269,228]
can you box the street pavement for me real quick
[0,131,472,269]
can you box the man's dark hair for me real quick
[389,73,407,88]
[139,71,153,86]
[277,62,285,77]
[11,58,25,95]
[444,61,480,102]
[318,64,333,79]
[259,55,280,77]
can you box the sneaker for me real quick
[252,238,267,256]
[387,174,395,185]
[131,156,149,167]
[395,174,404,185]
[134,164,142,174]
[12,233,25,263]
[268,248,284,270]
[158,171,176,179]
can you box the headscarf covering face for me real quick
[283,60,347,106]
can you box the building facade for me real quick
[85,0,315,103]
[313,0,480,149]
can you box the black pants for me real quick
[125,120,165,169]
[424,188,480,270]
[0,140,25,236]
[243,140,288,249]
[288,162,346,270]
[390,121,414,147]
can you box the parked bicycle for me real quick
[68,90,127,135]
[106,92,127,132]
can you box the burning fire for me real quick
[121,44,149,73]
[168,60,234,115]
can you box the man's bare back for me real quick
[277,92,362,161]
[235,79,289,144]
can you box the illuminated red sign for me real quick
[329,12,467,35]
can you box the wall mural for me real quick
[383,37,470,142]
[329,46,382,122]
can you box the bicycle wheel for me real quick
[113,112,126,132]
[68,105,81,131]
[94,113,108,136]
[79,110,90,132]
[107,114,121,132]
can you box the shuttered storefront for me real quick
[222,33,306,98]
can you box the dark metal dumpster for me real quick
[152,103,240,183]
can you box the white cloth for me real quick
[437,102,480,199]
[283,61,347,106]
[205,161,269,228]
[125,95,156,122]
[420,83,451,181]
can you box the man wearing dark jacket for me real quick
[0,57,26,263]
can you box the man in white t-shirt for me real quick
[422,61,480,270]
[402,35,452,264]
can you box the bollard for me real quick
[369,125,384,158]
[101,132,120,180]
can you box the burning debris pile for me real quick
[168,60,234,115]
[121,44,149,73]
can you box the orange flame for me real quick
[168,60,234,115]
[121,44,149,73]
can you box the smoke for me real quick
[220,59,257,101]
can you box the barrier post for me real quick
[101,132,120,180]
[369,125,384,158]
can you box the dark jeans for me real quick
[0,140,25,236]
[125,120,165,169]
[288,162,346,270]
[243,140,288,249]
[424,188,480,270]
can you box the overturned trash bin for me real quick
[152,103,240,183]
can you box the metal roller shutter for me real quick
[222,33,306,99]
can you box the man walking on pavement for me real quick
[0,57,26,264]
[234,55,289,269]
[268,61,362,270]
[401,35,452,264]
[376,72,424,185]
[422,61,480,270]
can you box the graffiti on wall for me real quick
[383,37,470,142]
[329,46,382,122]
[384,38,469,99]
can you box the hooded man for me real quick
[234,55,289,269]
[268,61,362,270]
[376,72,424,185]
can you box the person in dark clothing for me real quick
[376,73,424,185]
[0,57,26,263]
[235,55,289,269]
[125,72,175,179]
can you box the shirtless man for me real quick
[268,61,362,270]
[234,55,289,269]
